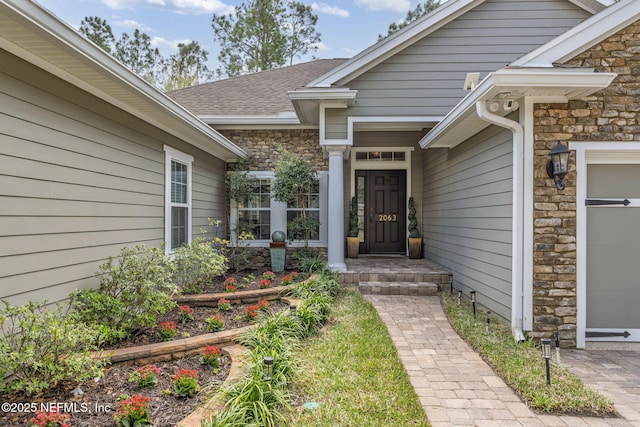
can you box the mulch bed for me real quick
[0,270,303,426]
[0,354,231,427]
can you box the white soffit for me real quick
[420,68,616,149]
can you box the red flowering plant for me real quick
[225,283,237,293]
[128,364,161,388]
[206,314,225,332]
[290,271,299,280]
[173,369,199,397]
[178,305,194,323]
[257,299,270,310]
[262,271,276,281]
[200,345,223,368]
[157,321,176,341]
[259,279,271,289]
[246,304,260,320]
[280,275,294,286]
[31,408,70,427]
[114,394,151,427]
[217,297,232,311]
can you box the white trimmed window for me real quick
[164,145,193,253]
[230,171,328,247]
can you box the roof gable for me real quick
[308,0,608,88]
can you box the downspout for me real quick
[476,100,526,342]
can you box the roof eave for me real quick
[288,88,358,125]
[420,69,617,149]
[1,0,247,161]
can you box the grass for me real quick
[440,291,616,416]
[285,288,430,426]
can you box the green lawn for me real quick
[285,288,430,426]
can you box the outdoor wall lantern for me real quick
[263,356,274,381]
[470,290,477,318]
[546,141,570,191]
[541,338,552,385]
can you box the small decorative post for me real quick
[269,231,286,272]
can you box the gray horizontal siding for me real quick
[0,52,226,307]
[422,126,513,320]
[325,0,591,137]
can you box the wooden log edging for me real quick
[174,285,293,306]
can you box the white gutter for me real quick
[476,100,526,342]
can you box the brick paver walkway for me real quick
[366,294,632,427]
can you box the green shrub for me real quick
[0,300,104,394]
[173,238,228,294]
[70,244,176,345]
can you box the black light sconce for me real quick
[546,141,570,191]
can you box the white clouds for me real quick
[114,19,152,31]
[311,3,350,17]
[151,36,192,51]
[102,0,234,15]
[313,41,330,51]
[355,0,409,13]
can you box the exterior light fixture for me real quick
[449,274,454,294]
[290,305,297,312]
[554,331,560,365]
[263,356,274,381]
[470,290,477,318]
[486,311,492,332]
[541,338,552,385]
[457,290,462,305]
[546,141,570,191]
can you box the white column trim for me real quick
[326,145,347,272]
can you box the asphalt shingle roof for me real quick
[166,58,348,116]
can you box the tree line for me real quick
[80,0,440,91]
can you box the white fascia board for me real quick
[201,113,301,126]
[306,0,485,87]
[1,0,247,161]
[568,0,608,14]
[511,0,640,68]
[419,68,616,148]
[288,88,358,103]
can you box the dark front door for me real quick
[362,170,406,253]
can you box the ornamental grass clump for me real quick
[177,305,194,323]
[70,244,176,346]
[128,364,161,388]
[31,408,70,427]
[114,394,151,427]
[157,321,177,341]
[200,345,223,368]
[206,314,225,332]
[0,300,104,395]
[173,369,199,398]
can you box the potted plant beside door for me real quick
[347,196,360,258]
[407,196,422,259]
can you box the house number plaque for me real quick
[378,214,397,222]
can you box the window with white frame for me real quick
[286,179,320,241]
[164,146,193,253]
[230,171,328,246]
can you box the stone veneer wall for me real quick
[532,21,640,347]
[218,129,328,270]
[219,129,327,171]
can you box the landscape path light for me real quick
[449,273,454,294]
[457,290,462,305]
[263,356,274,381]
[470,290,476,318]
[541,338,552,385]
[486,311,491,332]
[554,331,561,365]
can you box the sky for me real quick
[36,0,443,74]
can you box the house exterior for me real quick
[0,1,246,307]
[170,0,640,349]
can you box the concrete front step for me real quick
[342,271,448,285]
[359,281,439,296]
